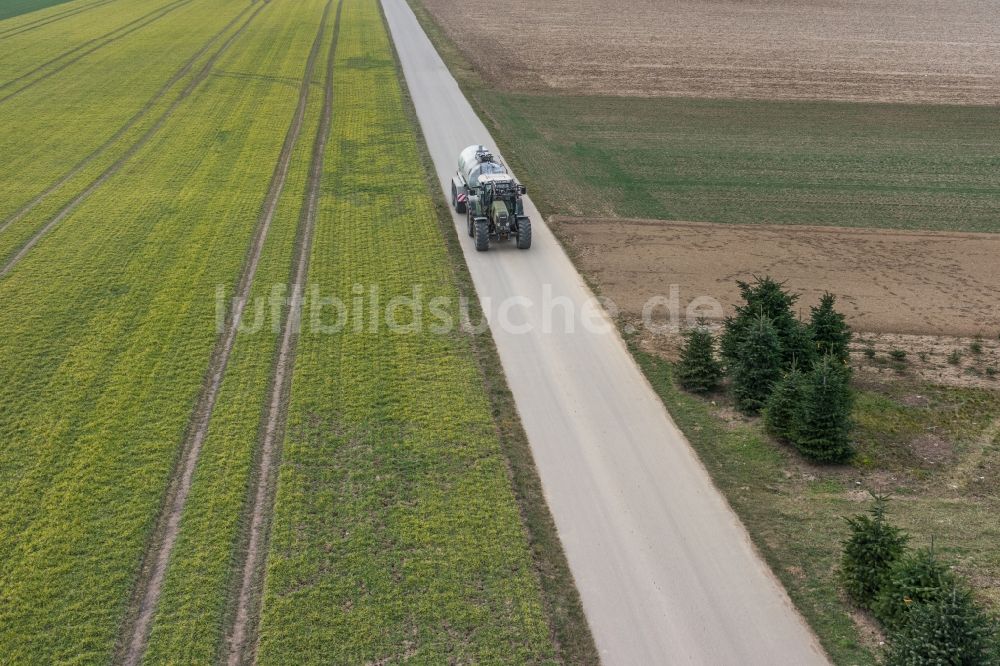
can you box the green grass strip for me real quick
[469,92,1000,233]
[253,0,558,662]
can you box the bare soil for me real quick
[850,332,1000,390]
[420,0,1000,104]
[555,217,1000,338]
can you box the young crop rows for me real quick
[0,0,559,662]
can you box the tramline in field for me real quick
[451,144,530,251]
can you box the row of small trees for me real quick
[841,495,998,664]
[677,276,855,462]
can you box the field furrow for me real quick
[119,0,335,661]
[0,0,339,661]
[223,3,342,661]
[139,9,332,660]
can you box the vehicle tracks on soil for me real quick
[0,0,122,40]
[0,0,195,103]
[223,1,341,662]
[0,1,267,281]
[0,1,255,238]
[114,1,335,663]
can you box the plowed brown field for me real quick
[420,0,1000,104]
[555,217,1000,337]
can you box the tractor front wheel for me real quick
[467,211,474,237]
[516,218,532,249]
[475,218,490,251]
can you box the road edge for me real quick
[380,2,600,663]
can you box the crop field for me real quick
[469,94,1000,234]
[557,218,1000,338]
[419,0,1000,105]
[0,0,565,663]
[253,0,556,661]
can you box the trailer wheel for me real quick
[475,218,489,251]
[516,218,532,249]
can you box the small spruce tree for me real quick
[839,493,909,608]
[884,584,995,666]
[721,276,800,366]
[874,545,958,631]
[732,314,783,415]
[793,355,854,462]
[784,320,817,371]
[810,292,852,365]
[721,276,816,372]
[765,366,806,441]
[677,325,722,394]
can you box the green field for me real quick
[473,94,1000,232]
[0,0,571,662]
[0,0,77,21]
[0,0,335,660]
[253,0,556,660]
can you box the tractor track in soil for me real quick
[0,0,121,40]
[0,0,196,103]
[0,1,268,281]
[223,1,341,662]
[0,1,256,237]
[114,1,334,663]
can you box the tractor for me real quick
[451,144,531,251]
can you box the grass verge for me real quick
[630,338,1000,664]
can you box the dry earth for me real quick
[555,217,1000,337]
[420,0,1000,104]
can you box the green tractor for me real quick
[451,144,531,251]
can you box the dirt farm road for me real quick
[382,0,830,663]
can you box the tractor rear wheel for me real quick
[516,218,532,249]
[475,219,489,251]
